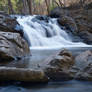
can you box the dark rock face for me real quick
[79,31,92,44]
[0,12,16,32]
[0,11,23,36]
[0,12,30,61]
[74,13,92,44]
[50,6,92,44]
[49,7,69,18]
[43,50,74,81]
[58,16,78,34]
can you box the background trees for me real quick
[0,0,91,15]
[7,0,15,14]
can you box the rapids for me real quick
[17,15,91,50]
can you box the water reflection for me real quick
[0,81,92,92]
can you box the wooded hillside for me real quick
[0,0,92,15]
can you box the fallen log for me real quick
[0,67,48,82]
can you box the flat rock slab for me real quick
[0,67,48,82]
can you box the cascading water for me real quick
[17,15,91,50]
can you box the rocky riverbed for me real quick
[0,3,92,83]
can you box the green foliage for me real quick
[0,0,7,12]
[10,0,23,14]
[0,0,22,14]
[34,0,43,4]
[49,4,58,12]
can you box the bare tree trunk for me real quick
[79,0,86,8]
[32,0,36,14]
[22,0,29,15]
[59,0,64,7]
[54,0,60,7]
[7,0,15,14]
[63,0,66,7]
[45,0,50,14]
[27,0,32,15]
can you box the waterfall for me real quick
[17,15,91,50]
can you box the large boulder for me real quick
[0,31,29,61]
[0,12,30,61]
[49,7,69,18]
[58,16,78,34]
[79,31,92,44]
[70,50,92,81]
[43,49,74,81]
[75,15,92,33]
[49,50,74,69]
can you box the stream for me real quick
[0,15,92,92]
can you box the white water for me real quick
[17,15,91,50]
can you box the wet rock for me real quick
[0,32,30,61]
[49,50,74,70]
[0,12,30,61]
[75,15,92,33]
[44,66,73,81]
[79,31,92,44]
[74,50,92,70]
[43,49,74,81]
[58,16,78,34]
[71,50,92,81]
[49,7,69,18]
[0,67,48,82]
[0,11,23,36]
[35,15,49,22]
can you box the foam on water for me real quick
[17,15,91,50]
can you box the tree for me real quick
[7,0,15,14]
[45,0,50,14]
[27,0,32,15]
[22,0,29,14]
[79,0,87,8]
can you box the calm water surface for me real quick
[0,47,92,92]
[0,81,92,92]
